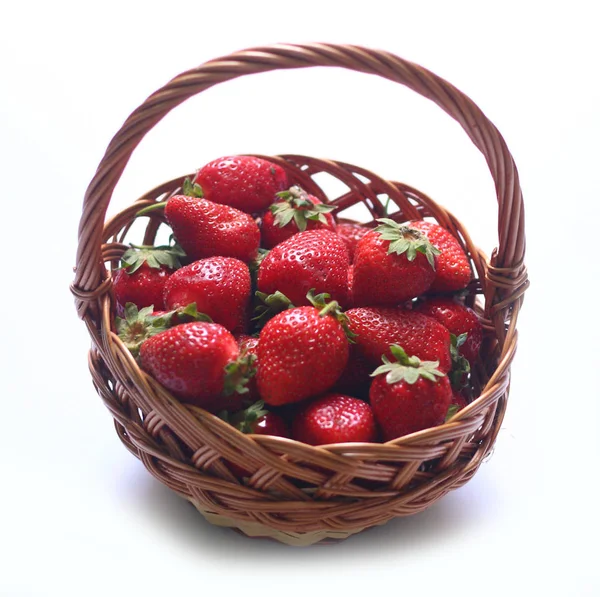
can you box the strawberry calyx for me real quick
[182,177,204,198]
[271,186,337,232]
[252,290,295,330]
[116,303,173,356]
[118,243,185,274]
[374,218,440,268]
[230,400,270,434]
[449,333,471,391]
[116,302,212,356]
[370,344,445,385]
[307,289,356,342]
[223,352,258,397]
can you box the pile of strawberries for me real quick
[114,155,482,450]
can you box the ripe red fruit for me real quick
[256,295,350,406]
[346,307,452,373]
[257,229,350,308]
[261,186,337,249]
[451,391,468,411]
[113,244,184,311]
[231,400,290,437]
[336,222,370,261]
[332,346,373,399]
[352,219,439,306]
[139,322,254,412]
[193,156,288,213]
[415,297,482,364]
[409,220,472,292]
[369,345,452,441]
[164,195,260,263]
[292,394,377,445]
[164,257,251,333]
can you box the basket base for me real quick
[190,501,377,546]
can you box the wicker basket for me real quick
[71,43,528,546]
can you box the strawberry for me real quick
[352,218,439,306]
[370,345,452,441]
[261,186,337,249]
[139,321,255,412]
[336,222,369,261]
[236,334,260,403]
[332,346,373,399]
[192,156,288,213]
[347,307,452,373]
[415,297,482,364]
[164,257,251,333]
[257,229,350,308]
[292,394,377,445]
[229,400,290,437]
[256,292,351,406]
[163,194,260,263]
[113,244,184,311]
[409,220,472,292]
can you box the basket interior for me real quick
[91,154,507,535]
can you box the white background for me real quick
[1,1,599,595]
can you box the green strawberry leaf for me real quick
[223,353,257,397]
[370,344,445,385]
[449,333,471,391]
[230,400,270,434]
[182,177,204,198]
[116,303,172,357]
[306,289,356,343]
[445,404,460,422]
[118,243,186,274]
[252,290,295,331]
[373,219,440,269]
[270,186,336,231]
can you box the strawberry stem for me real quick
[136,201,168,217]
[370,344,445,385]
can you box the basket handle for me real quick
[72,43,527,327]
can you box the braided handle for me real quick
[72,43,527,322]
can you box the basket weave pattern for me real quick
[71,44,528,545]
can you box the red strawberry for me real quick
[415,298,482,364]
[292,394,377,445]
[332,346,373,399]
[193,156,288,213]
[164,257,250,333]
[139,322,255,412]
[256,293,350,406]
[261,186,337,249]
[336,222,369,261]
[352,218,439,306]
[231,400,290,437]
[257,229,350,308]
[347,307,452,373]
[164,194,260,263]
[370,345,452,441]
[236,335,260,403]
[409,220,472,292]
[113,244,184,311]
[451,391,468,411]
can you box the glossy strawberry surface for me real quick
[164,257,250,333]
[194,155,288,213]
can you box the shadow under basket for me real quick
[71,44,528,546]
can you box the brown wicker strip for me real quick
[71,44,526,545]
